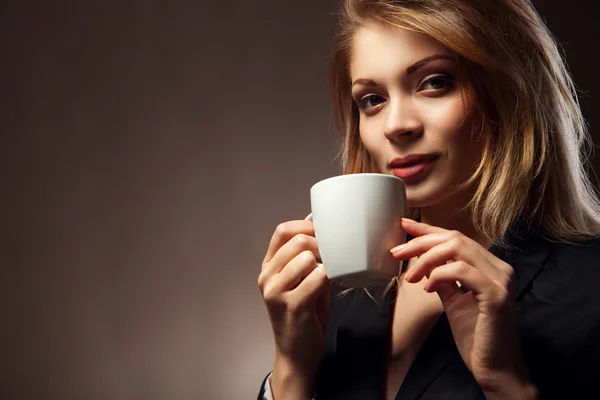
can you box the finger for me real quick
[293,264,331,306]
[424,261,500,301]
[404,237,505,284]
[273,250,320,291]
[431,281,464,306]
[393,226,514,283]
[400,218,447,236]
[390,232,450,259]
[398,219,486,260]
[262,233,321,277]
[260,251,321,305]
[408,218,514,277]
[263,221,315,264]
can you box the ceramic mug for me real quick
[306,173,407,288]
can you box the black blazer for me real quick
[259,223,600,399]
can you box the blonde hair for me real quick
[330,0,600,244]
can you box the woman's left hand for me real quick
[390,218,537,399]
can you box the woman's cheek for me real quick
[359,125,379,158]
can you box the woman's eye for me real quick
[357,94,385,110]
[420,75,455,92]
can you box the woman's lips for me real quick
[390,155,439,180]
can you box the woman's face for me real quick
[349,23,483,209]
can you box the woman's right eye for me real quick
[357,94,385,110]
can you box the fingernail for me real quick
[390,244,406,254]
[401,218,415,224]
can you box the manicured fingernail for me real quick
[390,244,406,254]
[401,218,415,224]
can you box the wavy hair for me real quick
[330,0,600,244]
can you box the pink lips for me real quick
[390,154,439,180]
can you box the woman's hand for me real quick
[390,218,538,399]
[258,220,332,399]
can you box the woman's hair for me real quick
[330,0,600,244]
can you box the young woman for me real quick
[257,0,600,398]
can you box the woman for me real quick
[258,0,600,398]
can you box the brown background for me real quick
[1,1,598,399]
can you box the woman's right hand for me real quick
[258,220,332,399]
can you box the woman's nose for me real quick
[383,98,424,141]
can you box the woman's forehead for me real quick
[349,23,453,81]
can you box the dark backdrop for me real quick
[0,1,597,399]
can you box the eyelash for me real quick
[421,74,455,91]
[355,74,456,111]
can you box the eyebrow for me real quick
[352,53,455,87]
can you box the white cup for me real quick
[307,173,407,288]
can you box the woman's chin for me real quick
[406,190,450,210]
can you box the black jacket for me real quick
[260,224,600,399]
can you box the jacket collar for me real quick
[489,219,553,300]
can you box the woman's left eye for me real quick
[419,75,455,92]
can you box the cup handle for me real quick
[304,213,324,268]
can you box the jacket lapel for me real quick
[393,313,459,399]
[489,222,553,301]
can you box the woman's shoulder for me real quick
[546,236,600,276]
[527,235,600,323]
[518,235,600,394]
[520,237,600,399]
[497,227,600,286]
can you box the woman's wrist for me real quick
[479,370,538,400]
[271,356,316,400]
